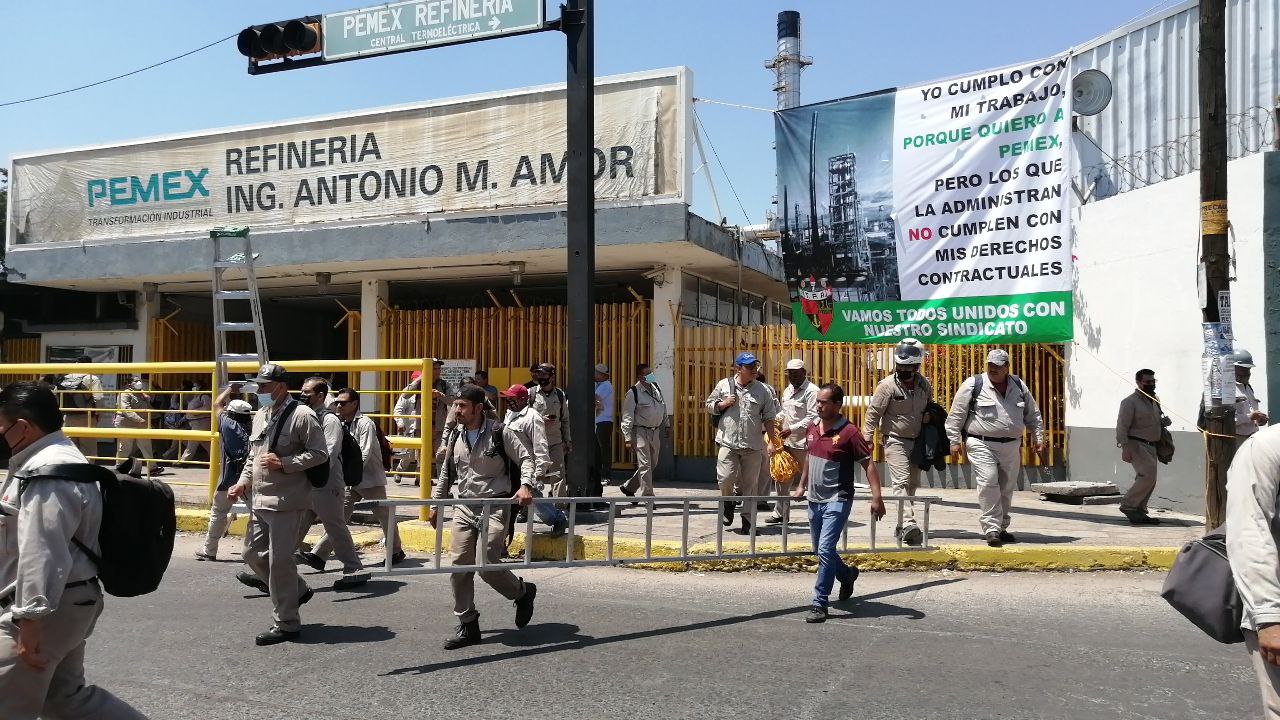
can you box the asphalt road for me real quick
[81,535,1256,720]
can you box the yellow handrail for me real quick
[0,358,436,514]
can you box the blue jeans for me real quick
[531,486,566,526]
[808,498,854,608]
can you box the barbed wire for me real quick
[1077,106,1275,198]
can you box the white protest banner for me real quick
[775,55,1073,344]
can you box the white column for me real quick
[138,284,159,361]
[359,278,389,413]
[651,266,683,417]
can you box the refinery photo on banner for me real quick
[774,55,1073,344]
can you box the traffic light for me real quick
[237,16,322,61]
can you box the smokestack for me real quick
[767,10,810,111]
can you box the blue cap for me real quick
[734,352,759,367]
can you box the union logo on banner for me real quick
[799,276,834,335]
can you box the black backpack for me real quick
[339,424,364,487]
[20,459,176,597]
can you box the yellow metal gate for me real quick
[375,302,652,468]
[673,324,1065,466]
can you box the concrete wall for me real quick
[1068,151,1278,513]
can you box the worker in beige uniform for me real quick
[1226,424,1280,719]
[427,359,454,480]
[1234,350,1269,451]
[0,382,149,719]
[530,363,573,497]
[768,358,818,525]
[57,356,103,460]
[292,377,369,590]
[228,364,328,646]
[114,376,161,476]
[705,352,780,535]
[1115,368,1167,525]
[429,387,539,650]
[306,388,406,569]
[862,339,932,545]
[620,362,667,499]
[944,349,1045,547]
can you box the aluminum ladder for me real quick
[210,227,268,391]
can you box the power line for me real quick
[692,109,755,226]
[0,34,236,109]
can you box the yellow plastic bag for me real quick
[768,428,799,482]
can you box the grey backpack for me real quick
[1160,526,1244,644]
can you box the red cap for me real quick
[499,384,529,400]
[410,371,423,381]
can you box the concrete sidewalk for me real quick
[162,466,1202,571]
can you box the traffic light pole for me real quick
[562,0,596,498]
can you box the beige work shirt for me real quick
[237,399,328,512]
[432,419,535,499]
[862,374,932,441]
[0,432,101,620]
[944,373,1044,446]
[705,377,780,451]
[621,382,667,442]
[780,380,820,450]
[1116,391,1162,446]
[347,413,388,489]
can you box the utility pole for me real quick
[1199,0,1232,529]
[563,0,596,498]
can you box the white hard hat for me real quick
[894,339,925,366]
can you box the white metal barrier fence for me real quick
[352,494,938,575]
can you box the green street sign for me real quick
[323,0,546,61]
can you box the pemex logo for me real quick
[86,169,210,209]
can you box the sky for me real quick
[0,0,1169,228]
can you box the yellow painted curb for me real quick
[176,507,1177,572]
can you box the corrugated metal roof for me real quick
[1071,0,1278,198]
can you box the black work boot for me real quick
[442,620,481,650]
[514,582,538,628]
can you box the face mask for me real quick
[131,381,144,391]
[1142,383,1156,394]
[537,376,551,387]
[645,373,657,385]
[896,370,915,381]
[256,393,275,410]
[0,423,22,468]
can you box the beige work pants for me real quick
[0,583,149,719]
[313,485,402,559]
[243,508,310,632]
[1119,442,1159,515]
[622,426,660,496]
[202,489,249,557]
[297,485,364,575]
[884,436,921,529]
[966,437,1023,535]
[1247,630,1280,719]
[449,504,526,624]
[717,446,766,521]
[116,435,156,472]
[547,443,568,497]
